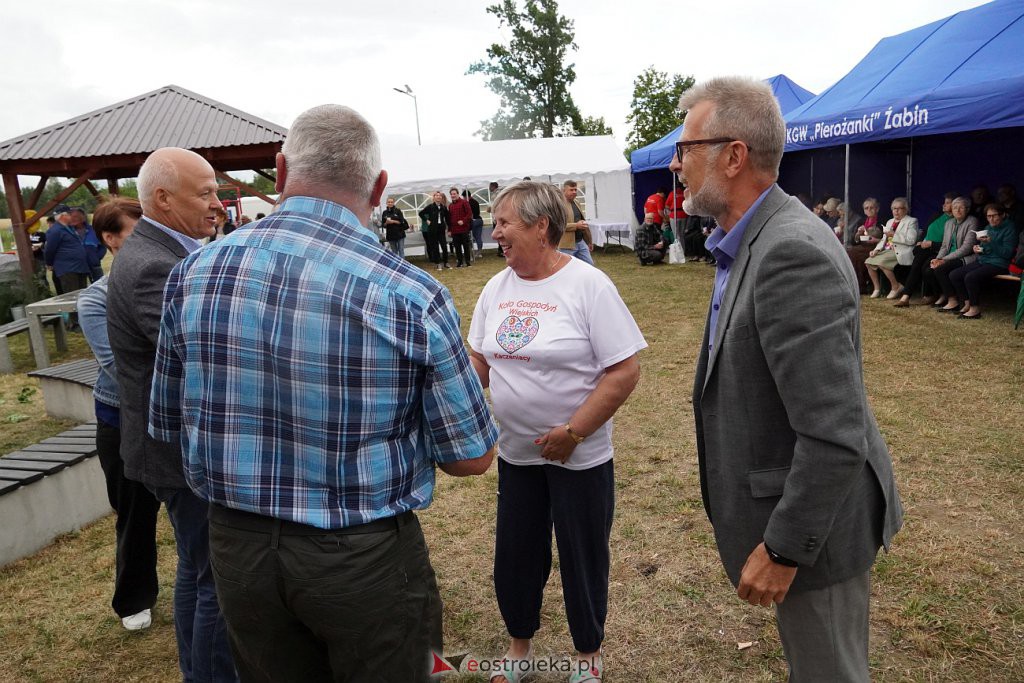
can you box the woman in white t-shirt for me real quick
[468,181,646,683]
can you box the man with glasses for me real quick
[672,76,902,682]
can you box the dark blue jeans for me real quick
[152,486,237,683]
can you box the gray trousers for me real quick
[775,571,871,683]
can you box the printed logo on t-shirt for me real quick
[496,315,539,354]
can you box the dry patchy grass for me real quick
[1,251,1022,681]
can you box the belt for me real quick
[209,504,414,537]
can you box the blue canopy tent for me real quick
[630,74,814,220]
[778,0,1024,231]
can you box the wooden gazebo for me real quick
[0,84,287,281]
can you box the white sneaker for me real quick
[121,609,152,631]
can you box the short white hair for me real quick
[680,76,785,179]
[137,152,181,204]
[282,105,381,198]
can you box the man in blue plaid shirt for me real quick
[151,104,497,682]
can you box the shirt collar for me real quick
[705,185,773,266]
[143,216,204,253]
[277,196,373,237]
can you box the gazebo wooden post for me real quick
[213,169,278,205]
[26,175,50,210]
[107,177,120,196]
[2,172,35,282]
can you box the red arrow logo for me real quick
[430,652,456,675]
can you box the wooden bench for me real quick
[0,315,67,374]
[27,358,99,423]
[994,273,1021,283]
[0,424,111,568]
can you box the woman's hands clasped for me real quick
[535,426,578,464]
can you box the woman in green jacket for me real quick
[948,203,1017,319]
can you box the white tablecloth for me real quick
[588,222,632,247]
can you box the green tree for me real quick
[247,171,276,195]
[574,114,613,137]
[469,0,585,139]
[625,66,695,155]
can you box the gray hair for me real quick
[952,196,971,211]
[492,181,568,247]
[824,197,840,212]
[679,76,785,179]
[282,104,381,198]
[891,196,909,210]
[863,197,879,209]
[137,152,181,204]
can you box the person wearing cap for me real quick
[43,205,92,295]
[70,207,107,282]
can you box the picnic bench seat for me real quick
[0,423,111,568]
[26,358,99,423]
[994,273,1021,282]
[0,315,67,374]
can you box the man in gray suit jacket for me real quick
[107,147,236,682]
[669,77,903,682]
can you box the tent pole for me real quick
[907,138,914,209]
[843,144,851,246]
[810,156,814,202]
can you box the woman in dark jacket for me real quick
[947,203,1017,319]
[419,191,450,271]
[381,197,409,258]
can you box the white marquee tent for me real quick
[381,135,635,230]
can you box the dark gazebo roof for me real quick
[1,85,287,280]
[0,84,287,178]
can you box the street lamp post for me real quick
[392,84,421,146]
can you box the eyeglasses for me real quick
[674,137,750,161]
[986,213,1001,218]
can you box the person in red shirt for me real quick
[448,187,474,267]
[644,188,668,227]
[665,183,687,243]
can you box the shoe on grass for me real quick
[121,609,152,631]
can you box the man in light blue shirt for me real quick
[151,105,497,682]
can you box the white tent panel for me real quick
[381,135,635,228]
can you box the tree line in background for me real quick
[0,180,139,219]
[0,175,280,220]
[469,0,693,157]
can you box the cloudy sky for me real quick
[2,0,987,155]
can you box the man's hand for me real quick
[737,543,798,607]
[578,220,589,230]
[535,426,577,464]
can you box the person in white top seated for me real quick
[468,181,646,683]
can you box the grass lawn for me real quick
[0,250,1022,682]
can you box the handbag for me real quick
[669,242,686,264]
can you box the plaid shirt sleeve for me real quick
[149,259,187,442]
[421,288,498,463]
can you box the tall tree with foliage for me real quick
[469,0,599,140]
[625,66,695,154]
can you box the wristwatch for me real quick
[764,543,799,567]
[564,424,585,444]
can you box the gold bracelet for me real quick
[564,424,585,444]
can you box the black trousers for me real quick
[209,506,442,683]
[424,227,448,264]
[903,244,940,296]
[494,459,614,654]
[926,258,966,298]
[451,232,473,265]
[95,417,161,617]
[950,261,1007,306]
